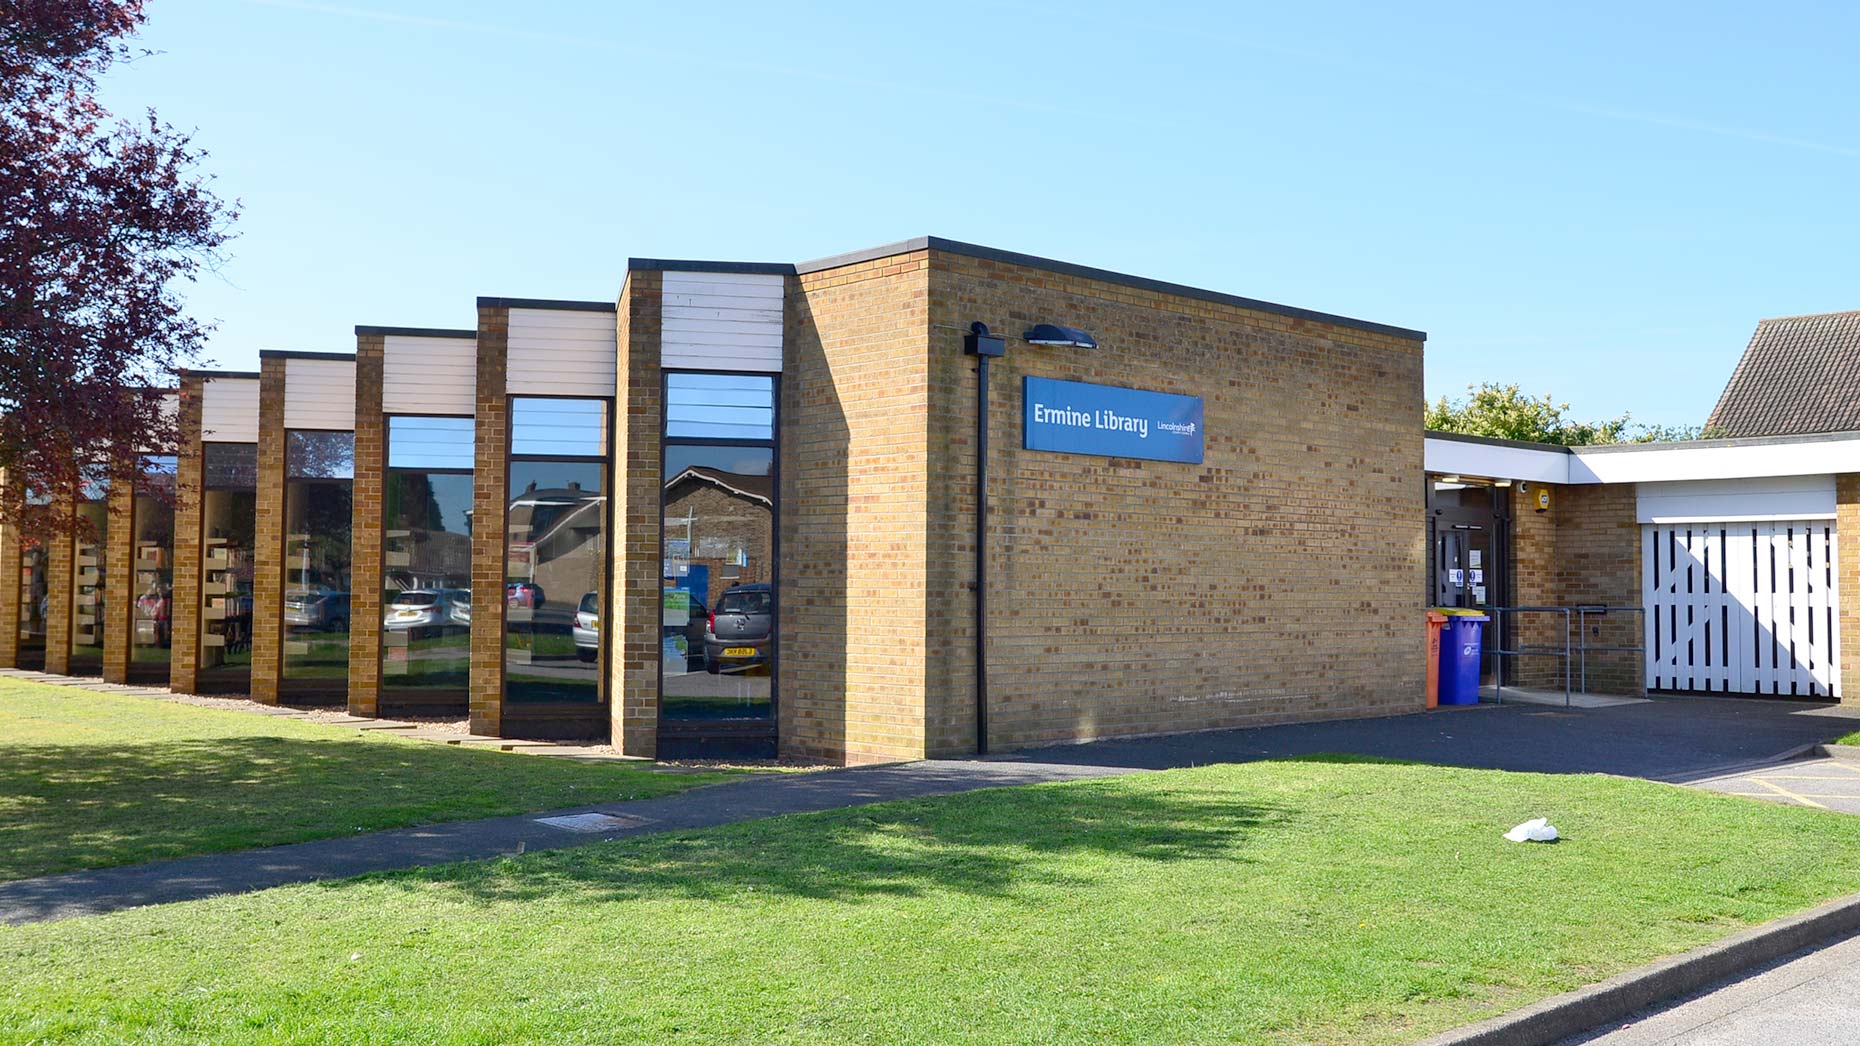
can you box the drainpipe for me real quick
[963,323,1004,756]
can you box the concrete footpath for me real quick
[1565,930,1860,1045]
[6,692,1859,927]
[0,760,1132,925]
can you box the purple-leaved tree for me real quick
[1,0,235,532]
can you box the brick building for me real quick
[15,238,1860,765]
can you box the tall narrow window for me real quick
[661,373,777,734]
[383,416,473,704]
[129,455,177,683]
[505,398,608,704]
[198,443,258,691]
[16,507,46,670]
[282,432,354,696]
[70,472,108,675]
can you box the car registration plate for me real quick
[721,646,756,658]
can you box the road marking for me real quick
[1749,778,1829,809]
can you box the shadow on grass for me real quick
[0,737,675,882]
[395,779,1288,907]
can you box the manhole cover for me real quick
[533,812,651,834]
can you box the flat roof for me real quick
[1423,430,1573,454]
[353,325,476,338]
[795,236,1428,342]
[259,349,357,361]
[1425,427,1860,485]
[179,369,260,380]
[475,297,615,312]
[627,258,793,276]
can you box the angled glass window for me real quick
[142,454,178,480]
[130,457,177,680]
[382,471,473,694]
[199,442,257,687]
[505,460,606,704]
[511,398,607,458]
[71,475,109,672]
[287,431,356,480]
[281,432,354,691]
[388,416,474,470]
[203,442,259,490]
[666,373,774,441]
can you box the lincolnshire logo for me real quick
[1157,420,1197,436]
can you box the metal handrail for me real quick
[1575,605,1646,695]
[1484,606,1573,707]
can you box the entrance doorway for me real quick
[1428,478,1510,683]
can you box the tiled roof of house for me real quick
[1707,310,1860,437]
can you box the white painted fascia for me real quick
[1572,434,1860,484]
[1423,436,1570,484]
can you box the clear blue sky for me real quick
[100,1,1860,428]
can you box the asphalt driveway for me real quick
[995,693,1860,783]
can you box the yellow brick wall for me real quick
[1504,482,1643,694]
[345,334,386,716]
[249,356,287,704]
[1550,483,1642,694]
[922,250,1428,754]
[780,255,934,763]
[612,273,664,756]
[0,477,20,670]
[168,376,205,694]
[469,307,509,737]
[101,472,133,684]
[1838,475,1860,704]
[42,498,72,676]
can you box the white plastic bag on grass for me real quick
[1504,818,1558,843]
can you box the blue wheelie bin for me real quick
[1436,612,1489,706]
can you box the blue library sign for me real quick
[1022,377,1203,463]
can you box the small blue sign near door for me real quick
[1022,377,1204,463]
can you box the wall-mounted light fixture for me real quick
[962,319,1097,756]
[1022,323,1098,350]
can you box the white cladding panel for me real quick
[1422,437,1571,484]
[200,378,260,443]
[660,271,783,372]
[507,308,617,395]
[1637,476,1836,524]
[283,358,356,431]
[383,335,475,415]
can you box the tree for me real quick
[1,0,236,533]
[1426,383,1721,446]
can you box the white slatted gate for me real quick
[1643,522,1840,698]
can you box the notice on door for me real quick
[1022,377,1203,464]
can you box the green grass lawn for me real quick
[0,680,729,883]
[7,759,1860,1044]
